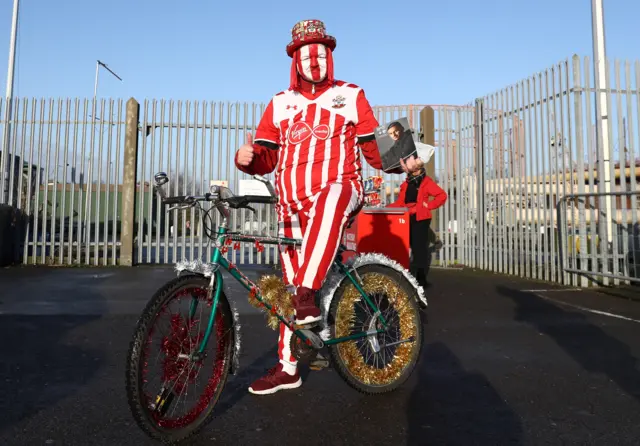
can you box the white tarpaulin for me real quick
[238,179,271,197]
[414,141,435,164]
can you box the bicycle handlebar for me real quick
[224,195,278,207]
[160,193,276,208]
[153,172,278,211]
[162,195,191,205]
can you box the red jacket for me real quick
[387,174,447,221]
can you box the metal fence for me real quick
[133,101,426,265]
[1,54,639,287]
[557,191,640,286]
[0,98,125,265]
[430,55,640,287]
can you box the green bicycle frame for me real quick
[192,225,387,355]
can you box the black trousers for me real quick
[409,215,432,287]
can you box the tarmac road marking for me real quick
[532,292,640,324]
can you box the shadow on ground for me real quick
[0,275,110,433]
[497,285,640,404]
[0,313,105,431]
[406,341,523,445]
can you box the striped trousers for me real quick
[276,181,362,372]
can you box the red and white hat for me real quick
[286,19,336,58]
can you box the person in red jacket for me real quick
[234,19,420,395]
[387,160,447,289]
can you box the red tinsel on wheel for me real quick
[161,314,203,393]
[150,308,229,430]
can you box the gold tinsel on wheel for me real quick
[247,275,295,330]
[334,272,418,386]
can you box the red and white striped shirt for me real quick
[250,81,381,216]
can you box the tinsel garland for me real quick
[174,259,217,277]
[334,271,418,386]
[317,252,427,340]
[229,299,241,375]
[247,275,295,331]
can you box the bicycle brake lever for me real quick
[167,204,190,211]
[245,205,257,214]
[225,196,246,209]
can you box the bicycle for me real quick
[125,171,428,444]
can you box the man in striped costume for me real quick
[235,19,417,395]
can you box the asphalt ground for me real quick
[1,264,640,445]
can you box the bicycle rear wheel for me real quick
[125,275,234,443]
[327,264,424,394]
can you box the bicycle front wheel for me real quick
[125,274,234,443]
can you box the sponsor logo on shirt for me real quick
[287,121,330,145]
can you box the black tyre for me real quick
[327,264,424,394]
[125,274,234,444]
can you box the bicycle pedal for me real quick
[309,359,329,370]
[309,354,330,370]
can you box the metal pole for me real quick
[94,60,99,98]
[84,62,99,254]
[5,0,19,99]
[1,0,19,205]
[591,0,613,280]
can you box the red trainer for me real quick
[293,287,322,325]
[248,364,302,395]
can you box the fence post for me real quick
[120,97,139,266]
[420,107,436,179]
[571,55,588,288]
[474,99,486,269]
[420,106,438,262]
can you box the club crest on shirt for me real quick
[332,95,346,109]
[287,121,330,145]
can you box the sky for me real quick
[1,0,639,108]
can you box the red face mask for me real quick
[296,43,327,82]
[289,43,334,92]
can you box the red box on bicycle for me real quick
[341,208,411,269]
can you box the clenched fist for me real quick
[236,132,255,166]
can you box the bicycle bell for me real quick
[154,172,169,187]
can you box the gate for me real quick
[433,59,586,284]
[434,55,640,287]
[430,104,478,269]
